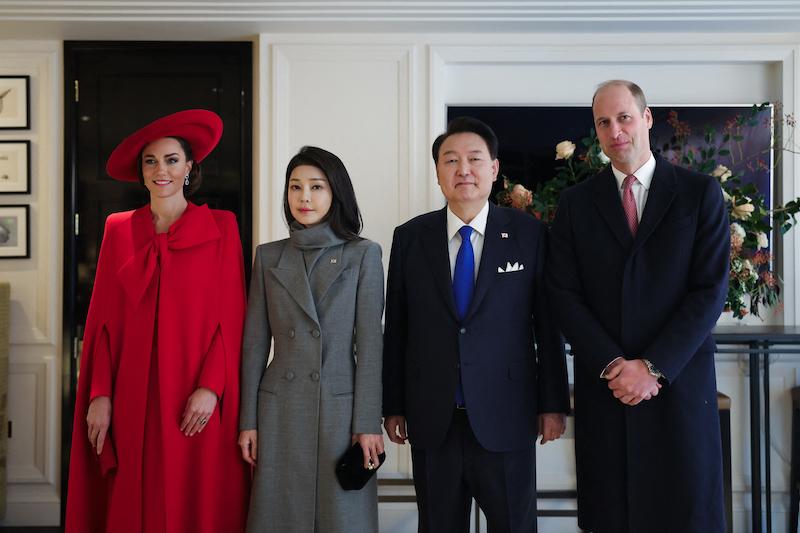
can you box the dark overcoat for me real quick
[547,156,730,533]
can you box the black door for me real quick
[61,41,252,521]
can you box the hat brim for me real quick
[106,109,223,182]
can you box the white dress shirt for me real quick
[446,201,489,282]
[610,152,656,221]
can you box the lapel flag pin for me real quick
[501,232,509,239]
[330,257,337,264]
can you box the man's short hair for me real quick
[431,116,499,163]
[592,80,648,114]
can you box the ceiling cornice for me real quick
[1,1,799,22]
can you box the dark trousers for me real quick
[411,409,537,533]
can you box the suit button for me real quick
[288,328,295,338]
[459,327,466,334]
[310,372,320,382]
[285,371,295,381]
[311,329,321,338]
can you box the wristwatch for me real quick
[641,358,664,379]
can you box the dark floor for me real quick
[0,528,62,532]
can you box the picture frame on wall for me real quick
[0,76,30,130]
[0,204,29,258]
[0,141,31,193]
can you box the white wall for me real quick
[0,40,62,525]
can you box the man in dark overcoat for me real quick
[547,79,730,533]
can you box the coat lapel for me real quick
[270,243,320,325]
[313,244,346,305]
[466,204,509,321]
[591,166,635,248]
[419,208,459,321]
[631,157,676,254]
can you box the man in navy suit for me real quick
[548,80,729,533]
[383,117,570,532]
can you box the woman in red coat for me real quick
[65,110,250,532]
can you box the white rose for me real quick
[598,151,611,164]
[730,223,746,238]
[731,197,755,220]
[756,232,768,249]
[555,140,576,160]
[712,164,732,182]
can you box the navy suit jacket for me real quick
[548,155,730,533]
[383,203,569,452]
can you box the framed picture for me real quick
[0,205,29,258]
[0,141,31,193]
[0,76,30,130]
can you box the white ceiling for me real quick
[0,0,799,39]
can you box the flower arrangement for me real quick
[496,104,800,319]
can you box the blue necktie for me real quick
[453,225,474,406]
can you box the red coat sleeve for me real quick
[66,213,126,533]
[213,212,246,417]
[89,326,113,400]
[197,327,225,398]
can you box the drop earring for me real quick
[184,174,190,186]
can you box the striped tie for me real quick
[623,174,639,237]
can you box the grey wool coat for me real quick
[240,223,384,533]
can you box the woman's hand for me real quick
[180,387,217,436]
[87,396,112,454]
[238,430,258,466]
[352,433,385,470]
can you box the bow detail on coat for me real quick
[117,203,222,306]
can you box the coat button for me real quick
[285,371,295,381]
[310,372,320,382]
[459,327,467,334]
[311,329,321,338]
[288,328,295,338]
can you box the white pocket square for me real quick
[497,261,524,273]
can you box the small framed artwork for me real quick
[0,76,30,130]
[0,205,29,258]
[0,141,31,193]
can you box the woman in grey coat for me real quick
[239,146,385,533]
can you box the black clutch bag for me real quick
[335,442,386,491]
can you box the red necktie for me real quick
[622,174,639,237]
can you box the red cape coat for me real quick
[66,203,250,533]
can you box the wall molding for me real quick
[1,1,800,23]
[267,42,415,243]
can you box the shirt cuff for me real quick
[600,356,624,379]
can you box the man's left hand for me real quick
[538,412,566,444]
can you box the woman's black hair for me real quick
[136,136,203,198]
[284,146,363,240]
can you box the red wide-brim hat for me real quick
[106,109,223,182]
